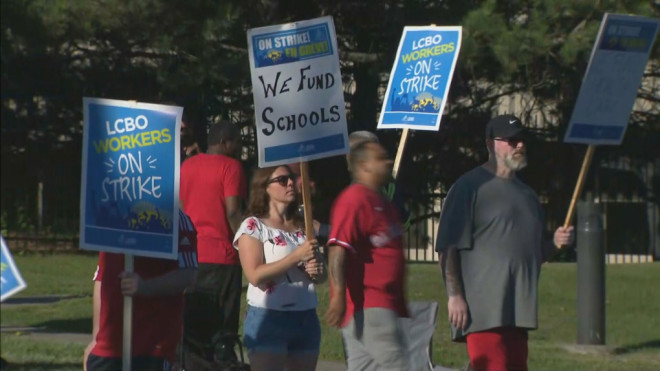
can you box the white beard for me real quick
[504,152,527,171]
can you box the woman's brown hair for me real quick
[245,165,303,227]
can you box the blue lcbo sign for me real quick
[80,98,183,259]
[1,236,27,302]
[378,26,462,131]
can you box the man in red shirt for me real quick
[84,209,198,370]
[179,121,246,362]
[325,141,409,371]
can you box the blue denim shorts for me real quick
[243,305,321,355]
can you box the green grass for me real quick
[1,253,96,370]
[0,336,85,370]
[2,254,660,370]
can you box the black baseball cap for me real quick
[485,114,525,139]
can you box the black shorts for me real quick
[182,263,242,361]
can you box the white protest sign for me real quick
[247,16,349,167]
[565,13,659,145]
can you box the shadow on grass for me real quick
[2,296,82,305]
[32,318,91,334]
[1,361,80,370]
[613,339,660,355]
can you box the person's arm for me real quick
[184,142,201,157]
[324,191,362,328]
[542,226,575,262]
[83,280,101,370]
[324,244,347,328]
[441,246,465,296]
[225,161,247,235]
[238,234,317,287]
[90,280,101,338]
[119,268,197,296]
[225,195,243,235]
[435,180,473,331]
[439,246,468,330]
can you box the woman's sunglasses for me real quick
[267,174,296,186]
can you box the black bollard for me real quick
[576,200,605,345]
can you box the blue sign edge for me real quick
[79,98,181,260]
[0,236,27,302]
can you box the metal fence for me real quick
[1,180,80,252]
[596,154,658,263]
[404,193,444,263]
[401,151,659,264]
[2,160,658,262]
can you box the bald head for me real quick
[207,121,241,157]
[208,121,239,146]
[349,141,392,189]
[347,131,379,171]
[349,131,379,149]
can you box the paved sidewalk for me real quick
[1,294,87,306]
[1,328,459,370]
[2,297,457,371]
[0,327,348,371]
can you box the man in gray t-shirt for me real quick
[435,114,574,371]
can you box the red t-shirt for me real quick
[91,210,198,361]
[328,183,408,327]
[180,153,246,264]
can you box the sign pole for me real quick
[299,162,315,239]
[392,128,409,180]
[122,254,134,371]
[562,145,596,233]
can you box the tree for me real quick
[2,0,657,236]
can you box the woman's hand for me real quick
[294,239,318,263]
[305,255,324,276]
[304,251,327,283]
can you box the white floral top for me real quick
[233,217,317,311]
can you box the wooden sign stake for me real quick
[299,161,315,239]
[563,144,596,232]
[392,128,409,180]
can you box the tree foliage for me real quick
[1,0,658,229]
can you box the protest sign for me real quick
[378,26,462,131]
[565,13,659,145]
[80,98,182,259]
[247,16,349,167]
[1,236,27,302]
[561,14,659,230]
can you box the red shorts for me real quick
[466,327,528,371]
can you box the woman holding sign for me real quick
[233,165,325,371]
